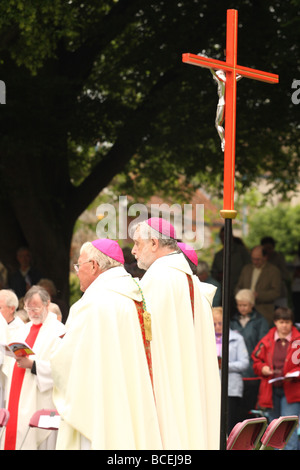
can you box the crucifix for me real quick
[183,9,278,218]
[182,9,279,450]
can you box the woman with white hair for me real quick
[230,289,270,420]
[0,289,25,340]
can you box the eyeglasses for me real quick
[73,260,93,272]
[24,306,43,313]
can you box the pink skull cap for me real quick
[91,239,124,264]
[145,217,177,239]
[178,242,198,266]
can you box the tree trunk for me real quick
[0,60,79,319]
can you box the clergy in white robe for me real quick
[1,286,66,450]
[51,239,162,450]
[132,218,221,450]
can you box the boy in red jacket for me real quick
[252,307,300,450]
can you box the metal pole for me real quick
[219,218,232,450]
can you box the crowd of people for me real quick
[208,229,300,450]
[0,222,299,450]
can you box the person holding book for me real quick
[1,285,66,450]
[252,307,300,450]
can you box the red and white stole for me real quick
[4,323,42,450]
[134,300,154,390]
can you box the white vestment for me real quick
[7,316,26,342]
[140,253,221,450]
[1,313,66,450]
[51,266,162,450]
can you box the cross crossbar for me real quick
[182,53,279,84]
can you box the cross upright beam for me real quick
[182,9,279,451]
[182,9,279,218]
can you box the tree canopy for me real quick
[245,203,300,262]
[0,0,299,306]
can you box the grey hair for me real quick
[196,261,209,276]
[133,221,178,250]
[0,289,19,311]
[37,278,57,297]
[24,285,51,305]
[235,289,255,306]
[80,242,122,271]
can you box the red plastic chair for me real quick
[19,409,60,450]
[259,415,299,450]
[227,417,268,450]
[0,409,10,442]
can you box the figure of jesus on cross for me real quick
[182,9,279,450]
[183,9,279,219]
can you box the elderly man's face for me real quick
[132,227,156,271]
[24,293,49,325]
[75,252,95,292]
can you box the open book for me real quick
[0,342,35,358]
[268,370,300,384]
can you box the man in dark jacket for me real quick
[8,247,42,299]
[235,245,281,325]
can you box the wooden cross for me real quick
[182,9,279,219]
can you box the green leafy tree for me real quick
[245,204,300,262]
